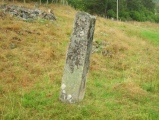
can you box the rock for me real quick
[59,12,96,103]
[43,13,56,20]
[10,43,16,49]
[0,4,56,21]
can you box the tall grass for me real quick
[0,2,159,120]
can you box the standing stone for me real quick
[59,12,96,103]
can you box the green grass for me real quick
[117,22,159,46]
[141,30,159,45]
[0,2,159,120]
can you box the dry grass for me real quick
[0,1,159,120]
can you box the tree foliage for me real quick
[67,0,159,22]
[6,0,159,22]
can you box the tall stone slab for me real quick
[59,12,96,103]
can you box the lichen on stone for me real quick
[66,39,87,73]
[61,84,66,90]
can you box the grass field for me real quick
[0,2,159,120]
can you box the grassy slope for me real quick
[0,2,159,120]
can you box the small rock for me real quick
[10,43,16,49]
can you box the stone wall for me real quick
[0,4,56,21]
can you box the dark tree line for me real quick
[3,0,159,22]
[67,0,159,22]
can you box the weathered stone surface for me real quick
[0,4,56,21]
[59,12,96,103]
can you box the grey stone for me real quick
[59,12,96,104]
[10,43,16,49]
[0,4,56,21]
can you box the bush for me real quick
[107,9,116,18]
[130,11,141,21]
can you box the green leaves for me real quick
[67,0,158,22]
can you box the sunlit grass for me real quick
[141,30,159,45]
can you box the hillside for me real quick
[0,2,159,120]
